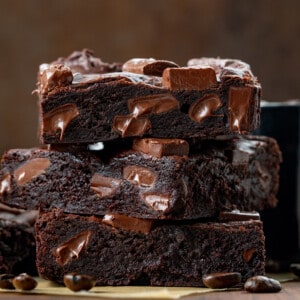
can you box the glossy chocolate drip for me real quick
[113,116,151,137]
[128,94,179,117]
[13,158,51,186]
[142,193,170,212]
[90,174,122,198]
[0,173,11,194]
[102,214,153,234]
[189,94,222,123]
[55,230,92,265]
[122,58,179,76]
[38,64,73,94]
[162,67,217,91]
[43,103,79,140]
[133,138,189,158]
[229,86,252,132]
[123,165,156,187]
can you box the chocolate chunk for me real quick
[90,174,122,198]
[0,173,11,194]
[290,263,300,277]
[243,248,256,262]
[113,115,151,137]
[244,276,281,293]
[43,103,80,140]
[123,166,156,187]
[202,272,241,289]
[12,273,37,291]
[39,64,73,94]
[13,158,51,186]
[102,214,153,234]
[219,210,260,222]
[63,273,95,292]
[189,94,222,123]
[229,86,252,133]
[133,138,189,158]
[162,67,217,91]
[128,94,179,117]
[0,274,15,290]
[54,231,92,266]
[122,58,179,76]
[142,193,170,212]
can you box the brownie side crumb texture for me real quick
[0,135,281,219]
[35,209,265,286]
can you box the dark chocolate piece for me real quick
[35,209,265,286]
[0,135,281,220]
[244,276,281,293]
[122,58,179,76]
[202,272,242,289]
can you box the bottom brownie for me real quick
[0,204,37,275]
[35,210,265,286]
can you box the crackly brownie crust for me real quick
[0,135,281,219]
[35,209,265,286]
[0,204,37,275]
[36,50,261,144]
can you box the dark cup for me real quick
[254,100,300,271]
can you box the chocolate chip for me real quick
[90,174,122,198]
[63,273,95,292]
[12,273,37,291]
[0,274,15,290]
[122,58,179,76]
[133,138,189,158]
[290,263,300,277]
[202,272,241,289]
[123,165,156,187]
[162,67,217,91]
[244,276,281,293]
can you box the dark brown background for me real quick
[0,0,299,155]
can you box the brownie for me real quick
[0,135,281,219]
[35,209,265,286]
[0,204,37,275]
[35,50,261,144]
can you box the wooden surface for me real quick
[0,280,298,300]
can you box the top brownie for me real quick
[36,49,261,144]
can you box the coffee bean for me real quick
[290,263,300,277]
[0,274,15,290]
[244,275,281,293]
[12,273,37,290]
[202,272,241,289]
[63,273,95,292]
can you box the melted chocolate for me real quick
[43,103,80,140]
[122,58,179,76]
[133,138,189,158]
[90,174,122,198]
[229,86,252,132]
[13,158,51,186]
[102,214,153,234]
[162,67,217,91]
[123,165,156,187]
[189,94,222,123]
[54,230,92,265]
[0,173,11,194]
[219,210,260,222]
[142,193,170,212]
[113,116,151,137]
[128,94,179,117]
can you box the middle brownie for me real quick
[0,135,281,220]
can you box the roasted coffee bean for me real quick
[244,275,281,293]
[63,273,95,292]
[202,272,241,289]
[290,263,300,277]
[0,274,15,290]
[12,273,37,290]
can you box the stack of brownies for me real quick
[0,49,281,286]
